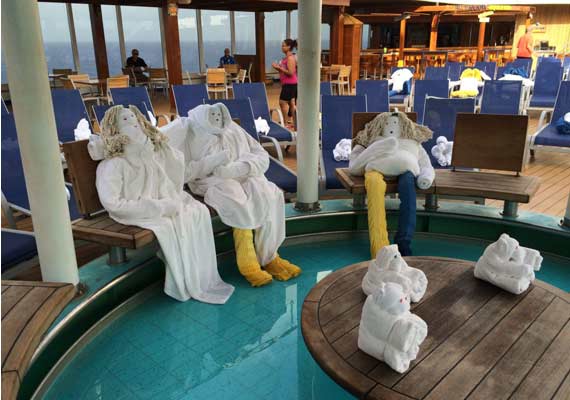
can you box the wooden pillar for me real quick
[399,18,406,61]
[255,11,265,82]
[330,7,344,64]
[477,21,486,62]
[429,14,440,51]
[89,4,109,79]
[162,1,182,109]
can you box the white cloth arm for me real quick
[239,133,270,176]
[186,151,229,182]
[417,147,435,189]
[348,138,399,176]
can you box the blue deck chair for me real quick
[92,104,112,125]
[480,80,523,115]
[1,112,80,221]
[109,87,169,125]
[496,66,507,79]
[389,67,415,110]
[51,89,92,143]
[172,84,209,116]
[1,229,37,272]
[413,80,449,124]
[422,97,476,167]
[530,81,570,153]
[509,59,532,77]
[204,98,298,194]
[320,81,332,112]
[474,61,497,80]
[563,57,570,80]
[356,80,389,112]
[447,62,465,81]
[527,59,563,117]
[425,66,449,81]
[2,98,9,115]
[320,95,367,192]
[233,82,296,146]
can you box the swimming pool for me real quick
[41,233,569,400]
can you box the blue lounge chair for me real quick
[530,81,570,154]
[389,66,415,111]
[413,80,449,124]
[320,82,332,96]
[527,59,563,120]
[172,84,209,115]
[204,98,298,195]
[422,97,476,167]
[447,62,465,81]
[563,56,570,80]
[480,80,523,115]
[424,66,450,81]
[109,87,170,125]
[233,82,296,147]
[474,61,497,80]
[1,229,37,273]
[92,104,112,125]
[1,112,80,221]
[320,95,367,193]
[51,89,92,143]
[356,80,389,113]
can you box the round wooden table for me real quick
[301,257,570,400]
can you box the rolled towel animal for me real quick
[255,117,270,135]
[431,136,453,167]
[333,138,352,161]
[358,282,428,373]
[474,233,543,294]
[362,245,428,302]
[74,118,92,141]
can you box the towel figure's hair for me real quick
[353,111,433,147]
[100,105,168,158]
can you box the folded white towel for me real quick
[333,138,352,161]
[255,117,270,135]
[74,118,92,141]
[358,282,428,373]
[431,136,453,167]
[474,233,543,294]
[362,245,427,302]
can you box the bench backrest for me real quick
[172,84,209,116]
[110,87,155,115]
[352,112,417,145]
[480,80,522,115]
[451,113,528,173]
[356,80,389,113]
[62,140,103,217]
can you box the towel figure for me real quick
[390,68,414,94]
[474,233,543,294]
[555,112,570,135]
[74,118,92,141]
[362,245,427,302]
[451,68,489,98]
[349,112,434,257]
[358,282,428,373]
[333,138,352,161]
[430,136,453,167]
[255,117,270,135]
[92,105,234,304]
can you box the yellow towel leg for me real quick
[233,228,273,287]
[365,171,390,258]
[264,255,302,281]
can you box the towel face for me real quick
[474,233,542,294]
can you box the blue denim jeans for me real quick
[394,171,416,256]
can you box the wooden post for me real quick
[477,21,486,62]
[429,14,440,51]
[255,11,266,82]
[89,4,109,80]
[330,7,344,64]
[162,1,183,109]
[399,18,406,61]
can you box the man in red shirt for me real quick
[517,26,534,59]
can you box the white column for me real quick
[116,5,127,68]
[66,3,81,73]
[295,0,322,211]
[158,8,168,69]
[196,10,206,72]
[2,0,79,284]
[230,11,236,55]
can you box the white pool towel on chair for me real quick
[74,118,92,141]
[333,138,352,161]
[358,282,427,373]
[255,117,270,135]
[474,233,542,295]
[390,68,414,93]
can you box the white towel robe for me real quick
[181,104,285,266]
[96,140,234,304]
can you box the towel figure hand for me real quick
[214,161,250,179]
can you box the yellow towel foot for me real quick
[264,256,301,280]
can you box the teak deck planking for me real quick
[301,257,570,400]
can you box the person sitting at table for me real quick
[219,48,236,67]
[125,49,148,82]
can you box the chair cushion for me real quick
[1,232,37,272]
[323,152,348,190]
[529,95,556,108]
[534,123,570,148]
[265,159,297,194]
[266,121,293,142]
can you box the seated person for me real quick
[219,48,236,67]
[125,49,148,82]
[92,105,234,304]
[169,103,301,287]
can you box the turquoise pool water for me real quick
[43,234,569,400]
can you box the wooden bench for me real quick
[63,140,156,264]
[335,112,540,217]
[2,280,76,400]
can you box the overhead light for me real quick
[167,1,178,16]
